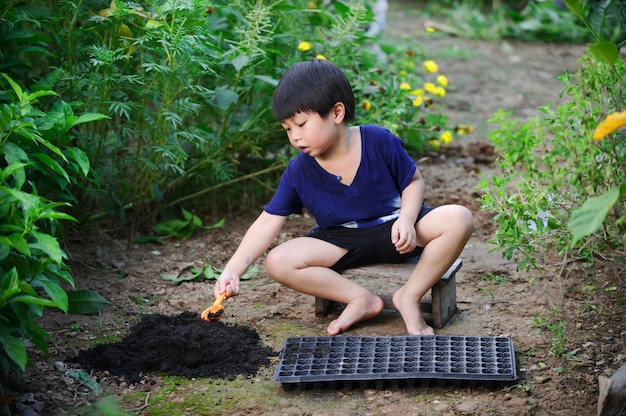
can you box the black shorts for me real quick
[306,205,438,272]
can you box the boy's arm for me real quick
[392,169,425,253]
[215,211,287,297]
[399,169,425,223]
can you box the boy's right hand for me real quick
[214,271,240,298]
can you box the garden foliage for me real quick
[477,0,625,272]
[1,0,461,241]
[0,73,110,388]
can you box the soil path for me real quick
[11,2,624,416]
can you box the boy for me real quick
[213,59,474,336]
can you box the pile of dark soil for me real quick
[71,312,277,384]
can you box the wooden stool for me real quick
[315,258,462,328]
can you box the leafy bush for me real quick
[0,73,109,393]
[477,55,625,271]
[421,0,625,44]
[1,1,462,239]
[476,0,625,273]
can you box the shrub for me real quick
[0,73,109,396]
[477,54,625,272]
[0,1,461,239]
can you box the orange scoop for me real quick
[201,289,227,322]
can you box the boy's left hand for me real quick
[391,217,417,254]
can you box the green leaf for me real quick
[66,113,110,130]
[67,290,111,315]
[204,267,217,280]
[214,86,238,110]
[562,0,584,20]
[6,233,31,256]
[0,162,28,183]
[153,218,189,237]
[569,187,621,244]
[34,135,66,161]
[161,267,204,283]
[9,294,62,308]
[65,370,103,394]
[37,211,77,222]
[32,152,70,183]
[253,75,278,86]
[27,89,58,102]
[0,243,10,261]
[588,41,619,65]
[204,217,225,230]
[0,331,27,371]
[30,231,65,264]
[231,55,249,72]
[64,147,90,177]
[241,264,259,280]
[0,267,20,299]
[38,277,69,313]
[1,73,25,101]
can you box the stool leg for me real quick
[431,272,457,328]
[315,297,332,317]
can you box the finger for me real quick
[228,277,240,297]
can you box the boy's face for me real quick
[280,105,345,157]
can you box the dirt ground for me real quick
[6,2,626,416]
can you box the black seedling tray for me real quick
[274,335,517,390]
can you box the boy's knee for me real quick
[265,247,291,281]
[451,205,475,238]
[264,248,280,276]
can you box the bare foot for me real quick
[326,294,384,336]
[392,287,435,335]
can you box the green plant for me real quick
[152,210,225,239]
[479,272,510,298]
[562,0,625,65]
[160,263,259,283]
[0,73,109,391]
[421,0,591,42]
[563,1,626,247]
[0,1,461,240]
[477,54,625,272]
[532,317,567,358]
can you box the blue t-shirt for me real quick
[264,124,418,228]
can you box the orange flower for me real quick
[593,110,626,140]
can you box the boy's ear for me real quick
[332,102,346,124]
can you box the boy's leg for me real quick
[393,205,474,335]
[265,237,384,335]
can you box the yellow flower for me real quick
[424,82,436,93]
[455,124,474,134]
[423,60,438,73]
[315,54,326,60]
[298,41,311,52]
[399,70,407,77]
[308,1,317,8]
[410,88,424,97]
[593,110,626,140]
[399,82,411,90]
[412,96,423,107]
[428,139,440,151]
[426,27,435,33]
[436,74,448,86]
[362,100,372,111]
[439,130,453,145]
[434,86,446,98]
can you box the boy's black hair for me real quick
[271,59,356,123]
